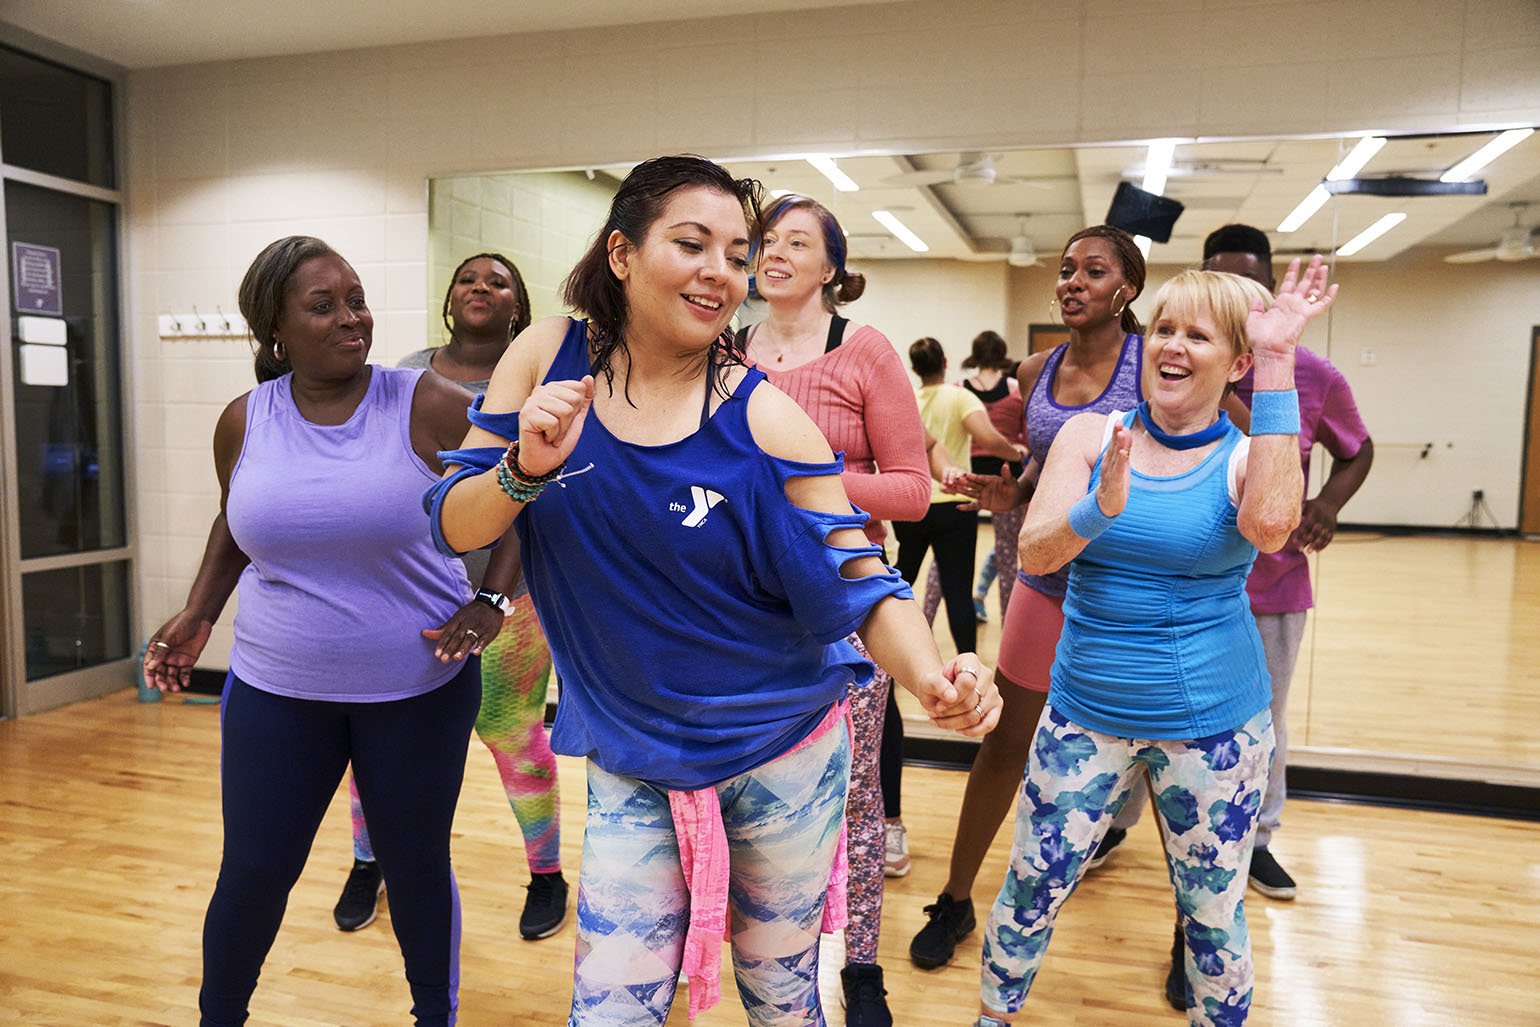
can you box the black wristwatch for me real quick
[473,588,513,616]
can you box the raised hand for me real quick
[1248,254,1338,362]
[1095,419,1134,518]
[517,375,595,476]
[142,611,213,693]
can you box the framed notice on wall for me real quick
[12,242,63,316]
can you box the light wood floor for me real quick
[1,691,1536,1025]
[901,529,1540,774]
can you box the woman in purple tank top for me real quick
[141,237,517,1026]
[908,225,1149,971]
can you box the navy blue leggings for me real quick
[199,662,480,1026]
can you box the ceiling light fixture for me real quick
[872,210,928,252]
[1439,127,1535,183]
[769,189,792,198]
[1337,212,1406,256]
[1278,135,1386,234]
[807,155,859,192]
[1142,139,1178,196]
[1327,136,1387,182]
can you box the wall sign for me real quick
[12,242,63,316]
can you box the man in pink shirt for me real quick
[1209,223,1375,902]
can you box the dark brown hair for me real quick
[961,329,1009,370]
[909,336,946,378]
[239,235,338,383]
[1062,224,1146,335]
[561,155,763,398]
[443,251,531,345]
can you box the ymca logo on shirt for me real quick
[670,485,726,527]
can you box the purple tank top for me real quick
[1021,333,1144,598]
[226,366,472,701]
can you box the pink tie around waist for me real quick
[668,700,850,1019]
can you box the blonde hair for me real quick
[1146,269,1272,355]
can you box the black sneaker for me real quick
[519,871,569,939]
[1085,826,1127,871]
[1248,847,1297,900]
[1164,920,1187,1011]
[909,892,976,969]
[840,962,892,1027]
[333,858,384,932]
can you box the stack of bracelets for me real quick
[495,440,566,503]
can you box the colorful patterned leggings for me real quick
[569,718,849,1026]
[350,594,561,874]
[843,634,890,966]
[981,703,1274,1026]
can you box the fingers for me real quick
[1277,256,1302,298]
[927,658,1002,737]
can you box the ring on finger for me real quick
[465,629,479,639]
[151,640,171,649]
[974,703,983,717]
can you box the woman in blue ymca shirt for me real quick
[425,155,1003,1026]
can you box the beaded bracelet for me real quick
[495,440,565,504]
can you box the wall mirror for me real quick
[426,128,1540,791]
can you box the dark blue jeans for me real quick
[199,662,480,1026]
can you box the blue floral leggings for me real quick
[982,704,1274,1027]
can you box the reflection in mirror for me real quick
[428,128,1540,785]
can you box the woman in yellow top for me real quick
[893,336,1026,658]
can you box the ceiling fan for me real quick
[1445,204,1538,263]
[880,152,1057,189]
[1007,216,1039,266]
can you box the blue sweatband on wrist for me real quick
[1249,388,1300,435]
[1067,491,1116,541]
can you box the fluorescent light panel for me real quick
[1337,212,1406,256]
[769,189,792,198]
[1277,135,1386,234]
[1440,127,1535,182]
[1134,235,1152,258]
[806,155,859,192]
[1142,139,1178,196]
[1326,135,1386,181]
[872,210,928,252]
[1277,185,1330,233]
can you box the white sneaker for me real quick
[884,820,910,878]
[818,929,847,1018]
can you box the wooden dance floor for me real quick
[0,684,1536,1025]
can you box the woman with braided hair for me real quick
[332,252,568,943]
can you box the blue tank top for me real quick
[430,319,910,790]
[227,367,472,701]
[1020,333,1143,598]
[1049,411,1270,740]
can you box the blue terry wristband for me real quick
[1249,388,1301,435]
[1067,491,1116,541]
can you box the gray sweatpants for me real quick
[1110,610,1307,849]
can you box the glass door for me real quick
[0,41,131,716]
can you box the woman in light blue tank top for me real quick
[974,263,1338,1027]
[141,237,521,1026]
[425,156,1007,1026]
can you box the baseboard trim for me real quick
[902,736,1539,822]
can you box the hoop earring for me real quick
[1047,297,1061,327]
[1110,286,1128,320]
[274,340,286,362]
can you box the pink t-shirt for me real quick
[1235,346,1370,614]
[759,324,930,545]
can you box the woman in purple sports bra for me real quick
[907,225,1148,970]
